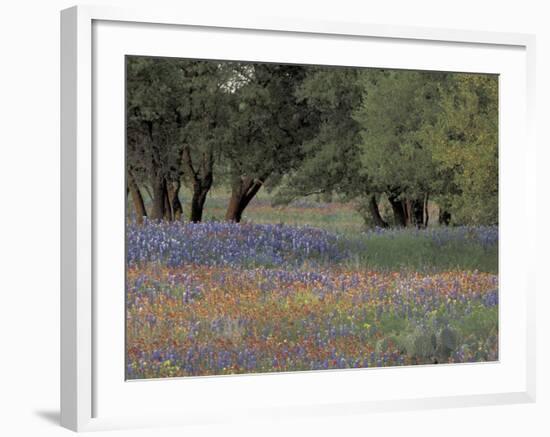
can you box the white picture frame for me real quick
[60,4,537,432]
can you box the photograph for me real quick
[125,56,499,380]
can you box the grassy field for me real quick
[134,187,367,233]
[126,190,498,379]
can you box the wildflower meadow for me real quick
[126,206,498,379]
[125,57,498,379]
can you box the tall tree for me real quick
[126,57,181,221]
[272,68,498,229]
[271,68,365,207]
[222,63,316,222]
[427,73,498,225]
[353,69,446,227]
[175,61,232,222]
[127,57,233,222]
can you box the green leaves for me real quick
[126,56,498,227]
[354,70,443,197]
[431,74,499,225]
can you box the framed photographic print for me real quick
[61,5,536,432]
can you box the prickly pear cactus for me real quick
[437,327,458,361]
[430,332,437,349]
[440,327,458,350]
[392,333,415,358]
[413,333,436,359]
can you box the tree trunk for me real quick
[190,180,211,222]
[411,198,425,228]
[423,193,430,227]
[225,187,244,222]
[150,176,166,221]
[368,194,388,228]
[387,193,407,227]
[147,121,166,221]
[225,175,265,222]
[404,199,412,225]
[181,146,214,223]
[127,171,147,224]
[167,180,183,221]
[439,209,451,226]
[143,184,153,202]
[163,186,172,221]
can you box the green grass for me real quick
[193,188,366,233]
[340,231,498,274]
